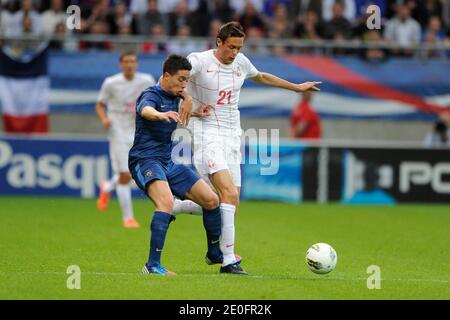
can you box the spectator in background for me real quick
[168,0,196,36]
[424,120,450,147]
[211,0,235,23]
[266,3,293,39]
[166,24,208,55]
[209,18,223,39]
[0,2,12,35]
[41,0,66,35]
[290,91,321,140]
[322,0,356,22]
[84,0,110,33]
[360,29,389,62]
[8,0,43,36]
[238,0,266,34]
[294,10,322,40]
[442,0,450,30]
[190,0,211,36]
[244,26,271,54]
[108,1,133,34]
[130,0,198,16]
[289,0,322,22]
[422,15,446,57]
[412,0,443,29]
[321,0,353,39]
[49,21,78,50]
[423,15,446,42]
[230,0,264,15]
[384,3,421,56]
[136,0,168,35]
[140,23,167,54]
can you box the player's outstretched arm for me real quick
[141,106,179,123]
[250,72,321,93]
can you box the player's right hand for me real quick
[161,111,179,123]
[194,104,213,117]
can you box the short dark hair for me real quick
[163,54,192,75]
[119,51,137,62]
[216,21,245,45]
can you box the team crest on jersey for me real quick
[207,160,216,169]
[234,67,242,77]
[145,170,153,177]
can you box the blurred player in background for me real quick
[290,91,321,140]
[186,21,321,274]
[95,51,155,228]
[424,119,450,147]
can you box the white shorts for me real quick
[108,126,134,173]
[192,134,242,188]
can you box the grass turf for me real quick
[0,196,449,300]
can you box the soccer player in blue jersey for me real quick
[129,54,239,275]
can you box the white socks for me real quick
[103,174,118,193]
[220,203,236,266]
[116,183,134,220]
[172,199,237,266]
[172,198,203,216]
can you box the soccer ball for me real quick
[305,243,337,274]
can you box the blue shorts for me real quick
[130,159,200,200]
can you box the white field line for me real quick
[1,271,449,284]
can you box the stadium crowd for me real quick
[1,0,450,56]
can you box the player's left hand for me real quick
[297,81,322,92]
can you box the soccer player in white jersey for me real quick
[95,51,156,228]
[186,22,321,274]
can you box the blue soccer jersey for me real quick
[129,84,181,166]
[128,83,199,198]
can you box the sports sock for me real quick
[147,211,173,267]
[116,183,134,220]
[103,174,118,193]
[202,206,222,259]
[220,203,236,266]
[172,199,202,216]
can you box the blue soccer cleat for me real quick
[205,254,242,265]
[142,264,176,275]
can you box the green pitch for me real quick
[0,196,448,300]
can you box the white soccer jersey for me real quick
[187,50,259,136]
[97,72,155,173]
[97,72,155,131]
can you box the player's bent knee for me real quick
[202,193,219,210]
[219,186,239,205]
[155,200,174,213]
[119,172,132,184]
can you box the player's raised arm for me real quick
[250,72,322,93]
[140,106,179,123]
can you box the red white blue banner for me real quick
[0,45,49,133]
